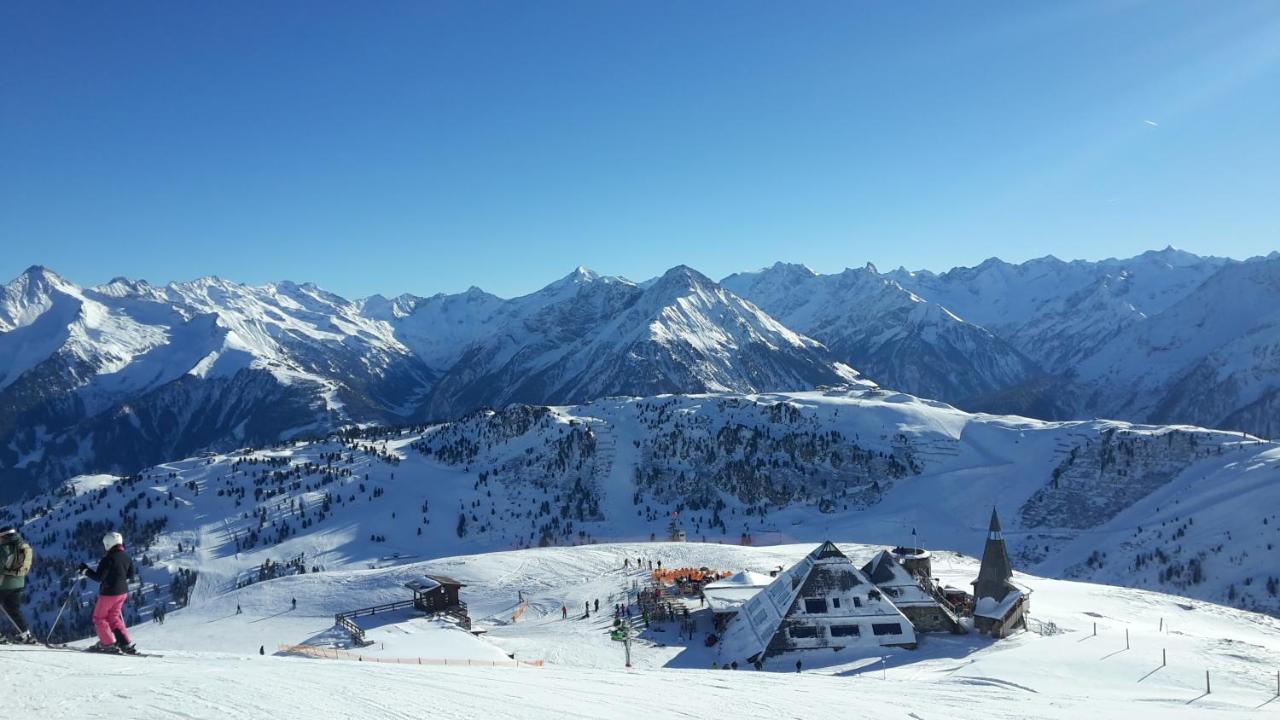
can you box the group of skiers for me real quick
[0,524,141,655]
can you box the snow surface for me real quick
[5,541,1280,719]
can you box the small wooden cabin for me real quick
[405,575,466,614]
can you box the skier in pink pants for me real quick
[78,531,137,654]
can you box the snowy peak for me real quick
[419,264,860,416]
[723,262,1038,405]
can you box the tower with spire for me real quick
[970,507,1030,637]
[973,508,1013,603]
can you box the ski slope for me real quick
[5,542,1280,719]
[4,387,1279,648]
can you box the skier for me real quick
[594,598,599,612]
[561,604,567,620]
[0,525,35,644]
[236,603,243,615]
[78,531,137,654]
[795,659,802,673]
[291,597,296,610]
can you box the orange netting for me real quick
[511,599,529,624]
[279,644,545,668]
[650,567,731,585]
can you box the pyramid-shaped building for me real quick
[715,541,917,664]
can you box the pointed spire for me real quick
[973,507,1014,602]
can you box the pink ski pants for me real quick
[92,593,131,645]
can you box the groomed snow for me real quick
[6,542,1279,719]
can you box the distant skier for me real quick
[259,645,265,656]
[593,598,599,612]
[236,603,243,615]
[795,659,802,673]
[0,525,35,644]
[561,604,567,620]
[78,531,137,654]
[291,597,296,610]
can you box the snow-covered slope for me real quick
[0,266,858,500]
[5,541,1280,719]
[4,388,1277,654]
[6,248,1280,504]
[723,262,1041,405]
[1073,255,1280,436]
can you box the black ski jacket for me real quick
[85,547,133,596]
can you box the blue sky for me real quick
[1,1,1277,299]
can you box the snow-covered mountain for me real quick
[0,266,859,500]
[730,249,1280,436]
[5,388,1277,645]
[722,262,1041,405]
[6,247,1280,502]
[420,265,863,418]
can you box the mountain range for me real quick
[2,247,1278,499]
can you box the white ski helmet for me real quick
[102,531,124,551]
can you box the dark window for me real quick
[853,597,862,608]
[789,625,818,639]
[832,598,841,609]
[804,598,827,614]
[830,625,860,637]
[872,623,903,636]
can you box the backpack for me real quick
[4,540,32,577]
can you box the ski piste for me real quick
[0,642,160,657]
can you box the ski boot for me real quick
[86,641,122,654]
[14,630,38,645]
[117,641,139,655]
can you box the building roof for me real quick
[405,577,441,593]
[972,508,1015,603]
[702,571,774,614]
[974,586,1025,621]
[860,550,940,607]
[715,541,914,663]
[404,574,466,593]
[427,574,465,587]
[704,570,776,590]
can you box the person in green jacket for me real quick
[0,525,35,644]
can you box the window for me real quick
[804,598,827,614]
[853,597,862,608]
[768,582,791,605]
[872,623,903,636]
[832,598,841,609]
[830,625,860,637]
[788,625,818,639]
[750,602,770,627]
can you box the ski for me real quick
[0,643,160,657]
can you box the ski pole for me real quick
[46,574,85,644]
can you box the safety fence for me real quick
[279,644,545,668]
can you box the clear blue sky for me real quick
[2,1,1277,298]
